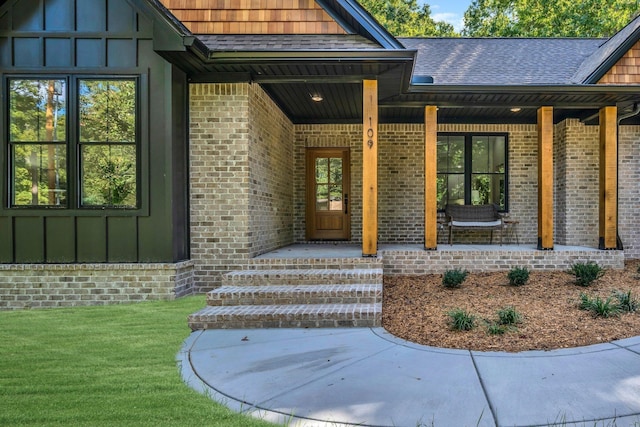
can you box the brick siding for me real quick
[248,83,295,256]
[294,123,540,245]
[382,248,624,275]
[619,125,640,258]
[0,261,194,310]
[190,83,294,292]
[554,119,600,247]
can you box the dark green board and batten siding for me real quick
[0,0,190,263]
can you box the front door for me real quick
[306,148,350,240]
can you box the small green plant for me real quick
[448,308,476,331]
[578,293,619,318]
[612,289,638,312]
[442,269,469,288]
[569,261,605,286]
[497,306,522,326]
[486,322,506,335]
[507,266,530,286]
[578,292,593,310]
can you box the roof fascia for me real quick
[314,0,357,34]
[330,0,404,49]
[408,84,640,95]
[129,0,208,55]
[205,49,415,63]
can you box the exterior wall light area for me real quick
[510,107,522,112]
[310,94,324,102]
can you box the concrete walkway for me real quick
[178,328,640,427]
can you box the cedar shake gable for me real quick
[160,0,347,35]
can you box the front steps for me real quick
[188,264,383,330]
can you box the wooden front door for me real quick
[306,148,350,240]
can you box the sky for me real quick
[419,0,473,32]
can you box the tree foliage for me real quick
[463,0,640,37]
[359,0,456,36]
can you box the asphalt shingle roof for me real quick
[400,38,605,85]
[197,34,382,51]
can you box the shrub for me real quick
[578,292,593,310]
[568,261,605,286]
[613,290,638,313]
[442,269,469,288]
[507,266,530,286]
[578,293,619,318]
[448,308,476,331]
[486,322,506,335]
[497,306,522,326]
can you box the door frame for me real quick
[305,147,351,240]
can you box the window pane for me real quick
[472,136,506,173]
[79,80,135,143]
[437,173,464,209]
[472,137,489,173]
[10,79,66,143]
[81,145,137,207]
[329,157,342,185]
[437,136,465,173]
[315,158,328,183]
[472,174,505,208]
[329,184,342,211]
[13,144,67,206]
[316,184,328,210]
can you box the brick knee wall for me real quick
[0,261,194,310]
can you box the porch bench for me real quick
[445,204,503,245]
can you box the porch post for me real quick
[537,106,554,250]
[362,80,378,256]
[424,105,438,250]
[599,106,618,249]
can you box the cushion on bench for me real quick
[450,220,502,227]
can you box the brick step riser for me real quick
[222,269,383,287]
[247,260,384,271]
[207,286,381,306]
[188,304,381,330]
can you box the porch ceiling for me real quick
[260,82,640,125]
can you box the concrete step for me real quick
[188,303,382,330]
[206,284,382,306]
[222,268,383,287]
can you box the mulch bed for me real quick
[382,260,640,352]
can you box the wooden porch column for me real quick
[362,80,378,256]
[599,106,618,249]
[424,106,438,250]
[537,106,554,250]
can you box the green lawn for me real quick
[0,297,277,427]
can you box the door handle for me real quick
[344,194,348,214]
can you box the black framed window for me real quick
[437,133,508,211]
[7,76,139,209]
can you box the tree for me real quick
[359,0,457,37]
[463,0,640,37]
